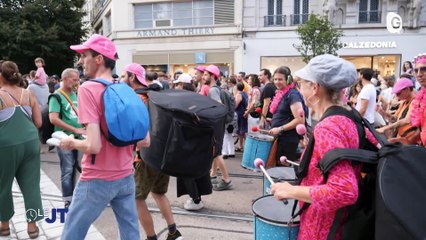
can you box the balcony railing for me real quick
[263,14,310,27]
[264,15,286,27]
[90,0,106,22]
[290,13,310,26]
[359,10,381,23]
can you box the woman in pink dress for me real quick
[271,54,378,240]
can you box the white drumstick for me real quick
[280,156,300,167]
[254,158,288,205]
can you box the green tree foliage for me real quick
[293,14,343,63]
[0,0,87,75]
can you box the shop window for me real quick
[342,55,400,78]
[134,0,214,29]
[359,0,381,23]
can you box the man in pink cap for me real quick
[204,65,233,191]
[122,63,147,88]
[194,65,210,95]
[59,34,149,239]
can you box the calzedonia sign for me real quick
[137,27,215,38]
[343,41,397,49]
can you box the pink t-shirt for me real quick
[35,67,47,85]
[199,84,210,96]
[298,115,378,240]
[77,80,133,181]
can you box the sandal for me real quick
[0,227,10,236]
[27,226,39,239]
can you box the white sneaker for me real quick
[184,199,204,211]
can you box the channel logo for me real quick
[26,208,68,223]
[386,12,402,34]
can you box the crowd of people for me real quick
[0,32,425,240]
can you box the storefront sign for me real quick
[343,41,397,49]
[137,27,215,38]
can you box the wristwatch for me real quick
[280,126,285,132]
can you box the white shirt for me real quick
[356,83,377,124]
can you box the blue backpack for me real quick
[91,78,150,148]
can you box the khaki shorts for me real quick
[134,160,170,200]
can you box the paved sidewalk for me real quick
[0,170,105,240]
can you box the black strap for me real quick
[48,93,62,119]
[318,148,378,175]
[327,208,345,240]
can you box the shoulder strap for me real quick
[48,93,62,118]
[318,148,378,175]
[89,78,112,86]
[58,89,78,116]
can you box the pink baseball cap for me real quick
[124,63,147,86]
[70,34,118,60]
[173,73,192,84]
[194,65,206,72]
[205,65,220,79]
[392,78,414,94]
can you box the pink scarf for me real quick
[270,82,295,114]
[411,87,426,127]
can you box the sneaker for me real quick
[210,176,219,185]
[166,230,183,240]
[213,179,232,191]
[184,199,204,211]
[64,201,71,208]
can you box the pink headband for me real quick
[414,54,426,65]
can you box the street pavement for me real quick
[5,144,272,240]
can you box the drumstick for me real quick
[254,158,289,205]
[280,156,300,167]
[252,126,271,135]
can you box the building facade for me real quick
[86,0,243,77]
[243,0,426,78]
[85,0,426,78]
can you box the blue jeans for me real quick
[57,148,80,201]
[61,174,139,240]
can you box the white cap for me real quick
[294,54,357,90]
[173,73,192,84]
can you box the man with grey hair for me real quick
[49,68,86,208]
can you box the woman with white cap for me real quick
[271,54,378,239]
[173,73,195,92]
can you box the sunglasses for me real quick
[414,66,426,74]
